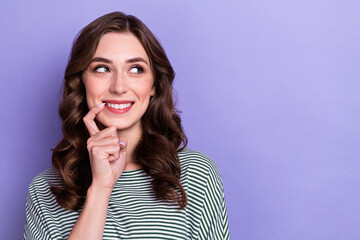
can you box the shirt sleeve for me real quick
[23,176,63,240]
[197,165,230,240]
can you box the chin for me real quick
[96,118,135,131]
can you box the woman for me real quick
[24,11,229,240]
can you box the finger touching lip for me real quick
[83,103,106,136]
[96,102,106,108]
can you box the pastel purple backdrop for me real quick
[1,0,359,239]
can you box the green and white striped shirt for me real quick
[24,148,230,239]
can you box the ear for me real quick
[150,86,156,97]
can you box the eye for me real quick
[94,66,110,73]
[129,65,144,74]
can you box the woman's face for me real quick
[82,32,155,132]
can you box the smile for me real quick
[103,100,134,114]
[106,103,132,109]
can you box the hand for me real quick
[83,103,127,191]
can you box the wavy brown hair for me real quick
[51,11,188,211]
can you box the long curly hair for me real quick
[51,11,188,211]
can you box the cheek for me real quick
[137,83,154,102]
[130,75,154,99]
[84,80,104,107]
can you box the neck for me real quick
[117,121,142,171]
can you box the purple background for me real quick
[1,0,359,239]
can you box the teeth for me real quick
[106,103,132,109]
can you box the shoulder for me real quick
[178,148,222,183]
[28,168,61,195]
[26,168,66,215]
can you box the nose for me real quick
[109,72,128,94]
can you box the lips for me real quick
[103,100,134,114]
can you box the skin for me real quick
[68,32,155,240]
[84,31,155,170]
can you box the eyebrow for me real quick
[90,57,149,65]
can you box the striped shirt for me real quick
[24,148,230,239]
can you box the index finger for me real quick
[83,103,105,136]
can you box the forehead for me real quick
[93,32,149,62]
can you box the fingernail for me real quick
[97,103,106,107]
[119,141,126,148]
